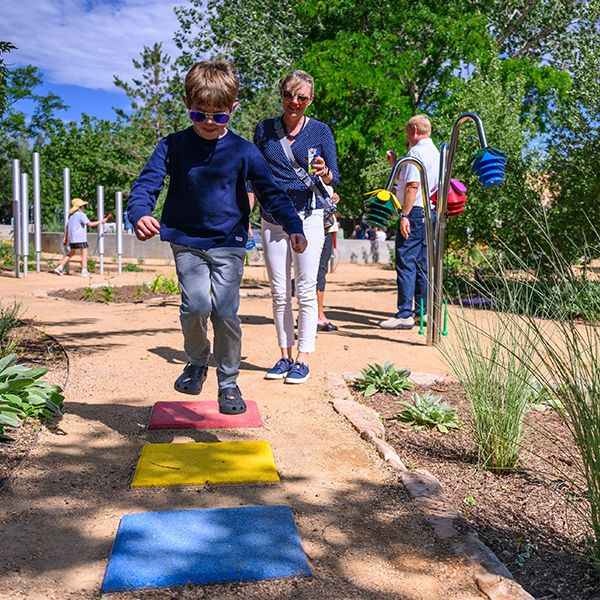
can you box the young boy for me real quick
[127,60,307,415]
[54,198,110,277]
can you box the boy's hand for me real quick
[135,215,161,241]
[290,233,307,254]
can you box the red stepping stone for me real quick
[147,400,263,430]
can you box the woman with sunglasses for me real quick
[248,69,339,384]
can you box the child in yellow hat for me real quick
[53,198,110,277]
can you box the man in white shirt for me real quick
[379,115,440,330]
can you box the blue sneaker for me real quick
[285,361,310,384]
[265,357,293,380]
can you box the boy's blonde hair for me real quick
[278,69,314,96]
[406,114,432,136]
[184,60,239,108]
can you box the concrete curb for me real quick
[326,372,535,600]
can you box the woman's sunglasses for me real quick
[188,110,231,125]
[282,91,311,104]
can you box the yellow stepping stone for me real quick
[131,441,280,488]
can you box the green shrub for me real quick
[146,274,180,295]
[82,287,96,302]
[123,263,143,272]
[353,361,413,397]
[0,354,64,441]
[87,258,97,273]
[394,391,462,433]
[0,240,14,269]
[99,285,117,304]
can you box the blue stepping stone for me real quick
[101,505,311,592]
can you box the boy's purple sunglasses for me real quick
[188,109,231,125]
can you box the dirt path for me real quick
[0,264,483,599]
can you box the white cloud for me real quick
[0,0,184,91]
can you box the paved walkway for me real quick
[0,263,483,599]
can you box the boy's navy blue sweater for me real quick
[127,127,304,250]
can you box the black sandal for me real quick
[174,364,207,395]
[218,386,247,415]
[317,321,339,332]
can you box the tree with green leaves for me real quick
[0,41,17,118]
[0,65,67,222]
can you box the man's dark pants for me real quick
[394,206,429,319]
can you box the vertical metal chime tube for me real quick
[12,159,21,278]
[116,191,123,274]
[62,168,70,273]
[63,168,70,228]
[20,173,29,278]
[97,185,105,274]
[32,152,42,272]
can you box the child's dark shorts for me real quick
[69,242,88,249]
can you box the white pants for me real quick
[262,210,325,354]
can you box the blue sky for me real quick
[1,0,184,122]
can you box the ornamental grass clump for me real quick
[449,212,600,573]
[353,361,413,397]
[441,315,533,471]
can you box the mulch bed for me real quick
[48,278,270,304]
[0,323,68,492]
[355,381,600,600]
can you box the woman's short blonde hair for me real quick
[278,69,314,97]
[406,114,432,136]
[184,60,239,108]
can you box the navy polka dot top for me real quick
[251,116,339,220]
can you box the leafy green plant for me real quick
[0,354,64,441]
[87,258,97,273]
[134,285,145,299]
[0,240,14,269]
[353,361,413,397]
[82,287,96,302]
[394,391,462,433]
[99,285,117,304]
[464,495,478,507]
[146,274,180,295]
[123,262,143,272]
[514,538,536,568]
[0,302,22,358]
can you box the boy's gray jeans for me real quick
[171,243,246,389]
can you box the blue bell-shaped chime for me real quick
[471,147,507,188]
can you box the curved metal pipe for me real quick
[386,156,435,346]
[432,112,488,344]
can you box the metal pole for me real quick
[97,185,104,274]
[63,168,70,273]
[33,152,42,272]
[431,143,448,344]
[11,160,21,278]
[20,173,29,279]
[116,191,123,274]
[432,112,489,344]
[385,156,434,346]
[63,168,70,228]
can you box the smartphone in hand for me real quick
[308,147,320,174]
